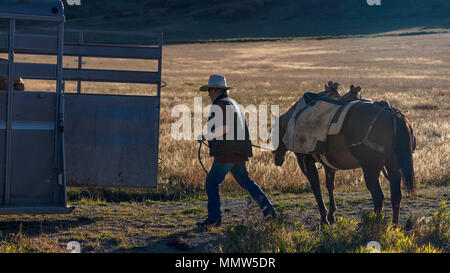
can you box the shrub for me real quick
[219,215,296,253]
[410,201,449,252]
[357,212,391,243]
[219,204,447,253]
[316,217,359,253]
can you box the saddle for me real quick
[282,87,361,155]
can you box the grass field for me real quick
[157,29,449,197]
[0,29,449,253]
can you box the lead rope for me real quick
[251,144,275,152]
[198,141,275,176]
[198,141,209,176]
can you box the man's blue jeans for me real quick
[205,161,275,221]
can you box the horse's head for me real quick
[272,107,290,167]
[0,77,24,91]
[0,58,25,91]
[273,125,287,166]
[13,77,25,91]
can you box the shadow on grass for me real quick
[0,216,97,238]
[113,226,221,253]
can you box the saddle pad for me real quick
[283,100,341,154]
[328,100,359,135]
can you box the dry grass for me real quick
[158,32,450,193]
[1,31,449,195]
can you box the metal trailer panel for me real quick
[63,68,161,84]
[0,34,58,53]
[0,1,66,213]
[0,92,6,205]
[0,206,74,215]
[0,63,161,84]
[0,35,161,59]
[65,93,159,188]
[0,62,57,80]
[10,130,55,205]
[9,92,58,205]
[63,44,161,59]
[0,91,64,206]
[0,130,4,204]
[0,0,65,21]
[1,24,162,194]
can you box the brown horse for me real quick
[0,58,25,91]
[273,82,415,226]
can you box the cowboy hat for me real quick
[199,74,235,91]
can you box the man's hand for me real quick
[197,134,206,143]
[197,126,228,143]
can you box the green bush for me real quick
[219,204,448,253]
[358,212,390,243]
[423,201,449,250]
[407,201,449,252]
[219,216,297,253]
[315,217,359,253]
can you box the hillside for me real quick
[59,0,449,43]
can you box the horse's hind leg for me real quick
[361,164,384,215]
[324,166,336,224]
[296,154,329,225]
[385,159,402,226]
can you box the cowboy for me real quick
[196,74,276,227]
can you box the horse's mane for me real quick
[280,97,300,130]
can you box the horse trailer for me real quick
[0,0,163,214]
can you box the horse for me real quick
[273,81,415,226]
[0,58,25,91]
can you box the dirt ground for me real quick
[0,185,447,253]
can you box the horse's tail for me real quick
[394,111,416,194]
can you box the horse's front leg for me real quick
[296,154,329,225]
[324,166,337,224]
